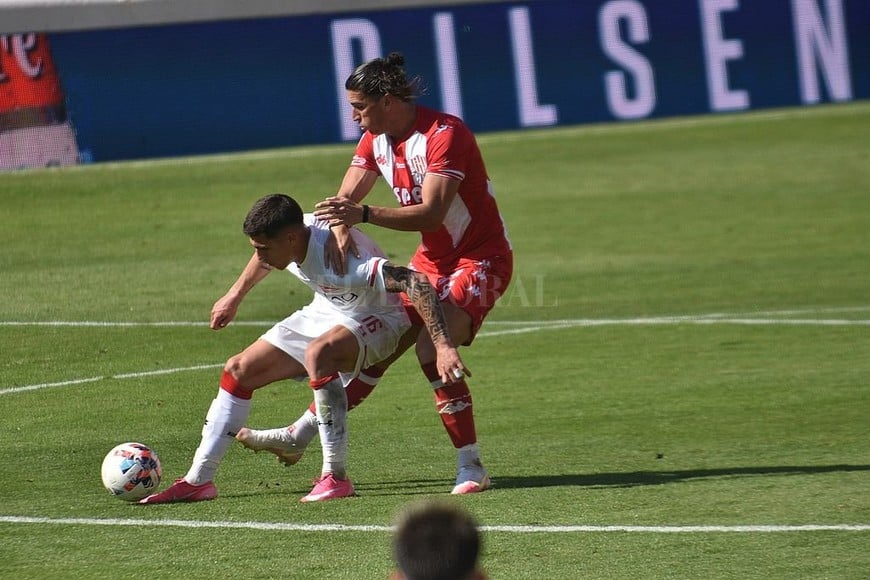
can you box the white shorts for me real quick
[260,302,411,383]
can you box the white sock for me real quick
[185,388,252,485]
[313,377,348,479]
[293,372,379,441]
[457,443,481,468]
[290,409,319,444]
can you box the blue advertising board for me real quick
[43,0,870,162]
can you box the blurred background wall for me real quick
[0,0,867,166]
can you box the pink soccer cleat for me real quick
[138,478,217,504]
[299,473,356,503]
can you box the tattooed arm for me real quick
[382,264,469,384]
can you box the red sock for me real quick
[307,366,384,414]
[308,373,339,390]
[421,362,477,448]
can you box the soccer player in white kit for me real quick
[140,193,468,504]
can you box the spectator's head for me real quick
[391,500,485,580]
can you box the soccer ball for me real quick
[100,442,162,501]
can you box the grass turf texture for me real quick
[1,102,869,578]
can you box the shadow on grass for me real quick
[490,464,870,490]
[354,464,870,495]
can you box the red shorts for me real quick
[401,252,513,345]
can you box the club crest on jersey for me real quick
[409,155,427,186]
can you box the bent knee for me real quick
[223,354,250,384]
[304,338,330,373]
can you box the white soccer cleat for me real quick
[236,426,306,466]
[451,460,491,495]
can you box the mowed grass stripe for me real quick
[3,310,869,395]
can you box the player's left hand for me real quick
[210,292,240,330]
[315,197,364,227]
[436,346,471,385]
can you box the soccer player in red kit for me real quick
[234,52,512,494]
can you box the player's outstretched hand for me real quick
[210,293,240,330]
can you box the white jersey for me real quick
[262,214,411,379]
[286,215,404,319]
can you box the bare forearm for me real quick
[366,173,457,232]
[211,252,272,330]
[319,173,453,232]
[227,252,273,299]
[336,167,378,203]
[365,204,443,232]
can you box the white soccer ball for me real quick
[100,442,162,501]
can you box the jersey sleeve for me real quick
[426,119,473,181]
[304,213,331,230]
[348,255,390,293]
[350,132,379,172]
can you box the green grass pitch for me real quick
[1,102,869,578]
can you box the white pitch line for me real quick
[0,364,223,396]
[4,309,869,395]
[736,305,870,316]
[0,321,225,327]
[5,317,870,330]
[1,516,867,534]
[476,318,870,338]
[0,515,391,532]
[3,376,105,394]
[483,524,870,533]
[477,322,583,338]
[688,318,870,326]
[112,363,223,380]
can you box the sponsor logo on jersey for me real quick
[328,292,359,305]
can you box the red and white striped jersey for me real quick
[351,105,511,273]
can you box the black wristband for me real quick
[362,205,370,223]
